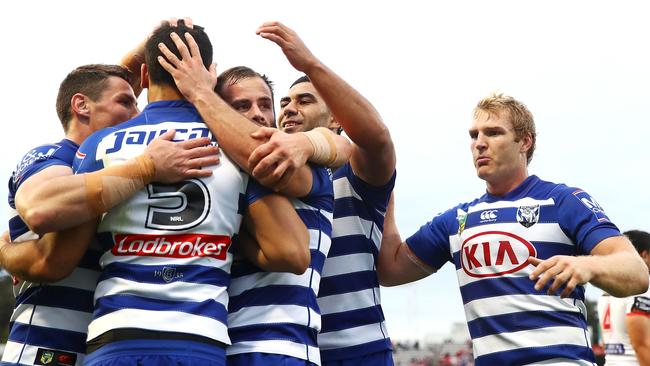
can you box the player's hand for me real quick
[145,130,220,183]
[168,17,193,28]
[256,21,319,74]
[528,255,594,298]
[248,127,311,190]
[157,32,217,103]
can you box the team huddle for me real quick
[1,18,648,366]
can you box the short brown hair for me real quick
[56,64,131,132]
[474,92,537,164]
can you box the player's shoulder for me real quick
[11,139,77,187]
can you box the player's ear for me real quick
[520,133,533,154]
[71,93,91,122]
[141,64,149,89]
[328,115,341,134]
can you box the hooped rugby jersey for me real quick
[407,175,622,366]
[73,100,267,347]
[598,279,650,366]
[3,139,101,366]
[317,163,396,362]
[227,165,333,365]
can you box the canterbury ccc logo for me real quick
[479,210,498,220]
[112,234,231,260]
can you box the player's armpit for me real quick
[242,194,309,274]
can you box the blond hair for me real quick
[474,92,537,164]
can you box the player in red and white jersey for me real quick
[598,230,650,366]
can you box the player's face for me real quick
[278,82,332,134]
[221,77,275,127]
[469,110,528,185]
[87,76,138,131]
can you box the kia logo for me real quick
[461,231,536,278]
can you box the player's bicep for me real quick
[15,165,73,213]
[245,194,309,273]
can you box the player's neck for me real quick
[147,84,185,103]
[486,169,529,197]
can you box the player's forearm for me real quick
[190,89,314,195]
[0,236,66,282]
[189,88,260,170]
[304,62,393,154]
[589,251,648,297]
[17,174,92,235]
[120,41,145,98]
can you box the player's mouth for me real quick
[282,120,302,131]
[476,156,490,167]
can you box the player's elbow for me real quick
[276,236,310,275]
[609,256,649,297]
[377,267,402,287]
[20,206,55,236]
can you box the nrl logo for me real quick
[456,209,468,235]
[516,204,540,228]
[40,351,54,364]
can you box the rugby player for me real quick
[377,92,648,365]
[248,22,398,366]
[0,59,222,366]
[71,20,308,366]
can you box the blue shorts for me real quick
[322,350,394,366]
[227,353,318,366]
[84,339,226,366]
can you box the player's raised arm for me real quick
[157,32,316,197]
[256,21,395,186]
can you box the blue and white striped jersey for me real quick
[3,138,100,366]
[227,165,333,365]
[407,175,621,366]
[317,163,396,362]
[73,100,267,348]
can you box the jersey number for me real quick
[602,304,611,330]
[145,179,211,231]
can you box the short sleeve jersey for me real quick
[3,139,102,366]
[73,100,268,346]
[317,163,396,362]
[227,165,334,365]
[407,175,621,366]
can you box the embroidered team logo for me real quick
[456,209,468,234]
[516,204,540,228]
